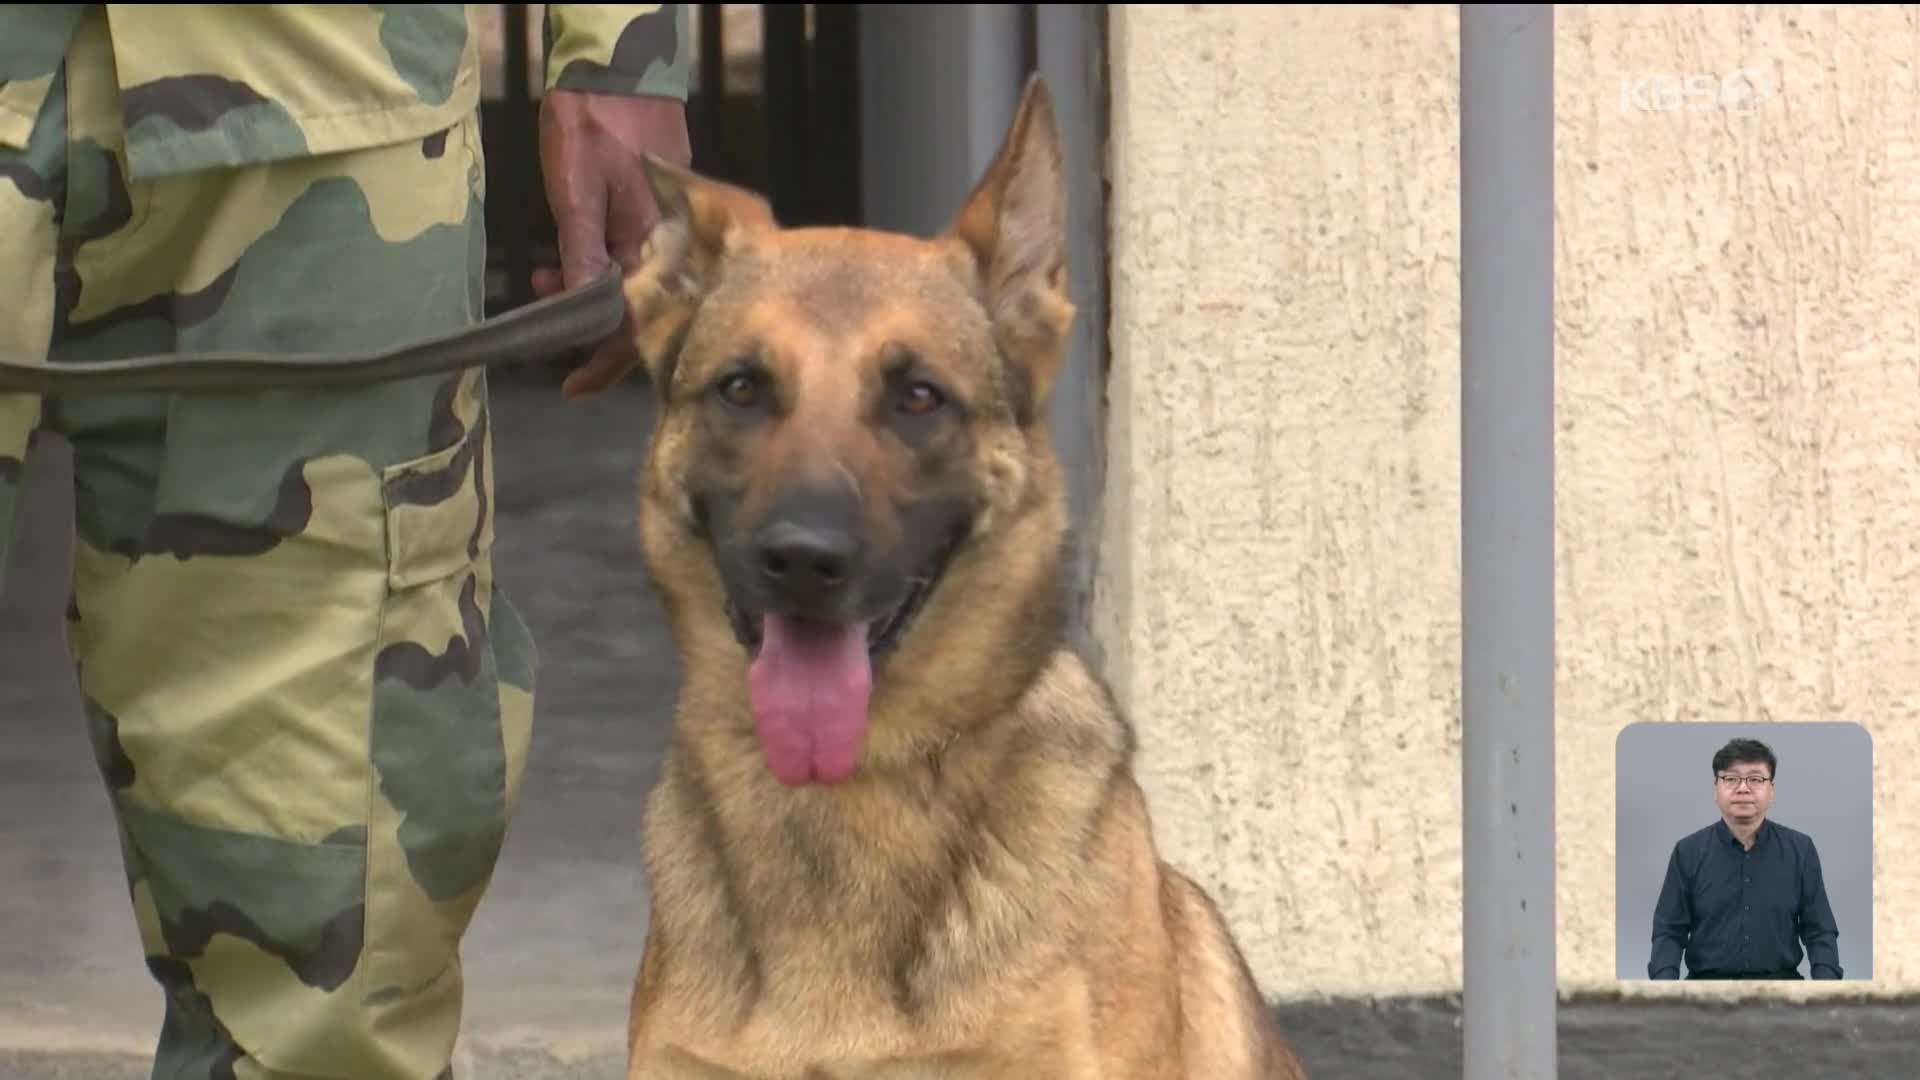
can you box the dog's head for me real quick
[621,75,1074,788]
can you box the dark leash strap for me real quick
[0,267,627,395]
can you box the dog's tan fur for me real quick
[616,75,1308,1080]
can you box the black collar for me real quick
[1714,817,1772,849]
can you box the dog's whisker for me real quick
[832,458,862,502]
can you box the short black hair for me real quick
[1711,737,1777,780]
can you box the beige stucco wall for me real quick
[1097,3,1920,1002]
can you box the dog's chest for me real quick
[648,820,1085,1077]
[642,1045,1027,1080]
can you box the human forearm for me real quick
[1803,924,1843,979]
[1800,851,1844,979]
[1647,852,1691,979]
[1647,936,1685,979]
[534,4,695,398]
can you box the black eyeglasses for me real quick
[1717,774,1772,790]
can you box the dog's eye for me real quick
[898,381,945,416]
[716,373,760,409]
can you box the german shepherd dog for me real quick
[615,74,1308,1079]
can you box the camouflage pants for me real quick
[0,10,536,1080]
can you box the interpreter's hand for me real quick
[535,88,693,399]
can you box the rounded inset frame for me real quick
[1615,721,1873,982]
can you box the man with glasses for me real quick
[1647,737,1843,980]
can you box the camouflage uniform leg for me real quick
[0,26,63,591]
[40,10,537,1079]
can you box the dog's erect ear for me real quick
[944,74,1075,424]
[623,154,777,396]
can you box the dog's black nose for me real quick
[756,520,861,613]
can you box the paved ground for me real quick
[1276,994,1920,1079]
[6,373,1920,1078]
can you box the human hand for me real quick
[535,88,693,399]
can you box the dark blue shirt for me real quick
[1648,818,1842,979]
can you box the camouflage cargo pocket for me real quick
[355,390,529,1060]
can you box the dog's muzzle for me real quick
[721,486,967,660]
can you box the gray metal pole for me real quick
[856,4,1025,238]
[1460,5,1556,1079]
[1034,4,1109,657]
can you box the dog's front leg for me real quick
[974,968,1115,1080]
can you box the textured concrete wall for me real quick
[1097,3,1920,1001]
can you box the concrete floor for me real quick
[8,374,1920,1079]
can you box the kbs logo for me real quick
[1619,69,1770,115]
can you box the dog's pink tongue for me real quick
[747,615,872,786]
